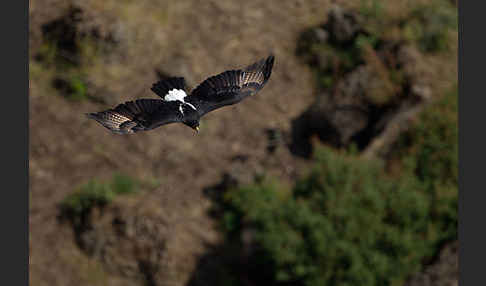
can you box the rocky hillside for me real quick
[29,0,457,285]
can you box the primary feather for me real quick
[186,55,274,116]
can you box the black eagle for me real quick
[86,55,275,134]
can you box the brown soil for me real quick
[29,0,328,285]
[405,241,459,286]
[29,0,457,285]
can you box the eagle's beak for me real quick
[195,126,200,133]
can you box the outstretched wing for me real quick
[86,99,183,134]
[186,55,275,117]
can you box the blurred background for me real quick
[29,0,458,285]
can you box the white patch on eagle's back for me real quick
[164,89,187,102]
[164,89,197,112]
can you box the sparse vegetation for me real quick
[52,74,90,101]
[358,0,457,53]
[30,0,457,285]
[291,0,456,156]
[67,75,88,101]
[33,5,113,102]
[403,1,458,53]
[296,5,401,108]
[36,6,102,69]
[297,0,457,92]
[60,173,140,225]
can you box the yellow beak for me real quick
[195,126,200,133]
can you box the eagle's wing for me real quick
[86,99,183,134]
[150,77,188,99]
[186,55,274,117]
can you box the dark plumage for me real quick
[86,55,275,134]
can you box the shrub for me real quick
[222,148,431,286]
[60,173,140,227]
[400,88,458,184]
[219,88,458,286]
[403,0,457,53]
[66,75,88,101]
[34,6,113,103]
[394,87,458,243]
[297,0,456,92]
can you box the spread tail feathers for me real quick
[86,112,138,134]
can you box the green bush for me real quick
[34,6,107,103]
[219,88,458,286]
[223,149,432,286]
[395,87,458,243]
[359,0,384,20]
[66,75,88,101]
[400,88,458,185]
[60,173,140,224]
[403,0,457,53]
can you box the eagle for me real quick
[86,55,275,134]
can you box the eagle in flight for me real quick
[86,55,275,134]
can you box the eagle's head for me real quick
[184,119,200,133]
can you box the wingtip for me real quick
[266,55,275,68]
[263,55,275,81]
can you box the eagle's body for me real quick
[86,55,275,134]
